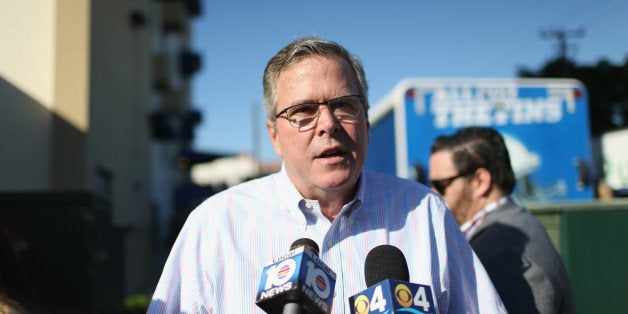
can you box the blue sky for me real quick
[190,0,627,162]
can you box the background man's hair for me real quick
[431,126,516,194]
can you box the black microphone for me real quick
[364,244,409,287]
[256,238,336,314]
[291,238,320,255]
[349,245,436,313]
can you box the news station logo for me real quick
[350,279,435,314]
[262,258,298,292]
[256,246,336,313]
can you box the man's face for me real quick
[429,150,474,225]
[266,55,369,199]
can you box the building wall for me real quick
[0,1,55,190]
[50,0,90,189]
[0,0,200,295]
[0,1,90,190]
[88,0,153,292]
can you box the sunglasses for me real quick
[430,170,476,195]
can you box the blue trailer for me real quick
[365,78,594,204]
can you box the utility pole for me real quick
[540,27,585,59]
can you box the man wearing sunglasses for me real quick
[429,127,576,313]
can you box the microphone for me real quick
[349,245,436,313]
[291,238,320,255]
[256,238,336,314]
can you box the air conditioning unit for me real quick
[185,0,202,17]
[152,54,170,91]
[162,90,187,113]
[179,50,201,77]
[162,0,187,32]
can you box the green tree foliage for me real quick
[518,56,628,135]
[124,294,151,313]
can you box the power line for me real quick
[579,0,627,31]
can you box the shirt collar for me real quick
[276,163,305,208]
[460,196,509,240]
[277,163,365,218]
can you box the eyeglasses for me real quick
[430,170,476,195]
[274,94,363,128]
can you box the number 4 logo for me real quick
[370,285,388,312]
[413,286,431,312]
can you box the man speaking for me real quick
[148,38,505,313]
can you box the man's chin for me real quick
[315,170,358,190]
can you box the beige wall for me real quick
[1,0,156,293]
[0,1,55,108]
[0,77,53,190]
[0,1,90,190]
[50,0,90,189]
[0,1,55,190]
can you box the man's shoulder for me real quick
[363,170,430,192]
[496,203,549,235]
[360,170,446,217]
[193,173,283,212]
[222,172,280,194]
[482,200,536,227]
[471,203,530,244]
[472,201,561,261]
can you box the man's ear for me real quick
[266,120,282,158]
[473,168,493,197]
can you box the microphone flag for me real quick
[349,279,435,314]
[256,245,336,313]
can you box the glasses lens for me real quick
[286,103,319,127]
[430,170,475,196]
[430,180,447,195]
[329,95,361,118]
[282,95,362,128]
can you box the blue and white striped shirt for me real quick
[149,166,505,313]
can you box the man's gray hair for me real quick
[262,37,369,121]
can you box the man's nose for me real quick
[316,105,340,133]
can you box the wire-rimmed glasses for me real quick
[274,95,363,128]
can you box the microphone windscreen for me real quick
[290,238,320,256]
[364,244,409,287]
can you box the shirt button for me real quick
[327,241,332,247]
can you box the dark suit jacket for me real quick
[470,199,577,314]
